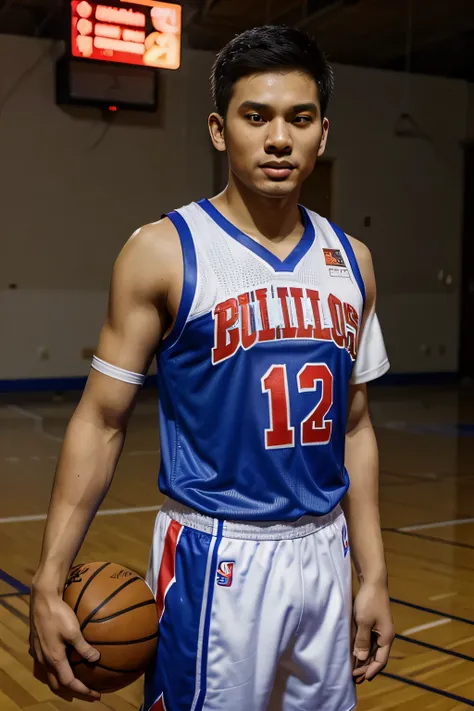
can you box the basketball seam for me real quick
[72,562,111,615]
[88,598,156,623]
[72,660,146,674]
[80,576,141,631]
[84,632,159,646]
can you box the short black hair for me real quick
[210,25,334,120]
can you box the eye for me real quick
[246,113,265,124]
[293,115,312,124]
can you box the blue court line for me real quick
[385,528,474,551]
[0,591,30,598]
[395,633,474,662]
[391,598,474,626]
[0,569,30,595]
[0,597,30,624]
[380,671,474,706]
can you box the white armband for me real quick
[91,356,146,386]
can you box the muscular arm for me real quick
[33,221,178,593]
[344,384,386,586]
[30,218,181,698]
[342,238,394,682]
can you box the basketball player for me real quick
[30,25,395,710]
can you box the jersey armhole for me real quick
[158,210,198,355]
[328,221,366,307]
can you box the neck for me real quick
[213,174,303,241]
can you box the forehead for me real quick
[229,70,320,110]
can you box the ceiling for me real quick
[1,0,473,82]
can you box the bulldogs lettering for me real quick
[212,286,359,365]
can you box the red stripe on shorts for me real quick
[150,693,166,711]
[156,519,183,621]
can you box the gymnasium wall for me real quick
[0,36,215,381]
[467,82,474,140]
[327,65,468,375]
[0,34,470,383]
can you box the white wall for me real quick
[0,35,470,380]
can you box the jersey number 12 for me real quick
[261,363,333,449]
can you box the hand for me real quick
[352,581,394,683]
[29,585,101,700]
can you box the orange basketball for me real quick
[63,562,158,692]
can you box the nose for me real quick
[264,117,292,155]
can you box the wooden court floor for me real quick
[1,383,474,710]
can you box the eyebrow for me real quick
[239,101,318,114]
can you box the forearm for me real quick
[343,422,387,585]
[33,413,126,595]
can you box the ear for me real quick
[208,112,226,152]
[317,117,330,157]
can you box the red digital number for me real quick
[261,365,295,449]
[262,363,333,449]
[298,363,333,445]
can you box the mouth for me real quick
[260,161,296,180]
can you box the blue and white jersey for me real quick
[155,199,389,521]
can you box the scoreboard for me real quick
[70,0,181,70]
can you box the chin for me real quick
[253,180,298,198]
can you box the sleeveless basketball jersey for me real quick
[155,198,389,521]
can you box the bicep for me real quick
[75,223,173,430]
[346,383,370,436]
[97,265,164,376]
[76,296,162,430]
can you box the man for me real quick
[30,24,394,711]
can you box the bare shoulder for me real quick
[346,234,372,272]
[113,217,181,300]
[120,217,180,268]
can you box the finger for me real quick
[53,656,101,700]
[365,642,392,681]
[365,660,386,681]
[31,639,46,666]
[29,630,42,660]
[34,660,64,696]
[69,632,101,663]
[33,659,65,698]
[42,662,91,703]
[353,621,372,662]
[33,659,49,685]
[351,615,357,670]
[46,668,61,692]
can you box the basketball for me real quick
[62,562,158,692]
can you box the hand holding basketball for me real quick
[30,586,102,700]
[31,561,159,697]
[61,562,159,692]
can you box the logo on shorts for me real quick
[216,561,235,587]
[342,524,349,557]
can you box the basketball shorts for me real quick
[142,499,355,711]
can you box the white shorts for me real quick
[143,500,356,711]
